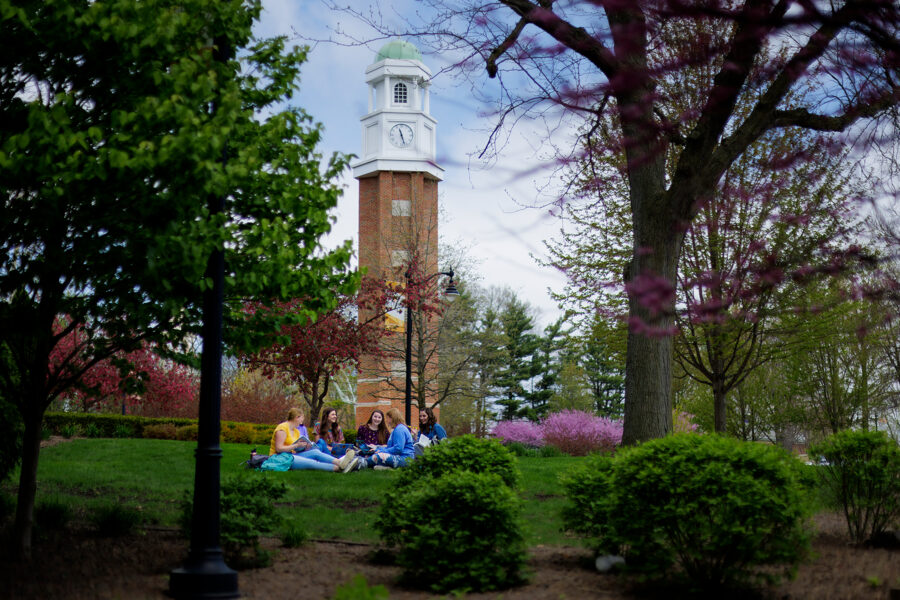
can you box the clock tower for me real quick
[352,40,443,427]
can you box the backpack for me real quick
[244,449,269,470]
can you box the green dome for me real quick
[374,40,422,63]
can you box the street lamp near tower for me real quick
[404,267,459,424]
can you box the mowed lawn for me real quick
[2,438,584,546]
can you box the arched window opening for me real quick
[393,82,408,104]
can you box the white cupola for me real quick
[351,40,443,180]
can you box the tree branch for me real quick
[487,18,527,78]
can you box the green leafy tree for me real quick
[0,0,355,557]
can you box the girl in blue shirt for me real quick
[417,407,447,442]
[356,407,415,469]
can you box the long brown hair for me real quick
[419,407,438,435]
[318,407,341,444]
[366,410,389,445]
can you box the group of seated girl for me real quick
[269,405,447,472]
[268,407,359,473]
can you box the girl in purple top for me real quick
[356,409,389,446]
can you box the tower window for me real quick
[391,250,410,267]
[393,82,408,104]
[392,200,411,216]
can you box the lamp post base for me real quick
[169,553,239,599]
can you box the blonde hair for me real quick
[385,407,404,426]
[287,407,304,421]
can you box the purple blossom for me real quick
[673,411,699,433]
[540,410,623,456]
[491,420,545,447]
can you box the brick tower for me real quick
[352,41,443,428]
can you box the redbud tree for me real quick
[336,0,900,443]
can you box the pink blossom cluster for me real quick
[541,410,623,456]
[490,419,545,447]
[491,410,624,455]
[673,410,700,433]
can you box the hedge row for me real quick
[43,412,273,445]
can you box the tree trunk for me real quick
[713,379,727,433]
[14,398,45,559]
[622,216,681,445]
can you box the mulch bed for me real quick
[1,512,898,599]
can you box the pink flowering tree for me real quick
[51,317,199,417]
[491,420,545,447]
[492,409,624,455]
[541,410,623,456]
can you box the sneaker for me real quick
[343,457,359,473]
[373,465,391,471]
[337,449,357,471]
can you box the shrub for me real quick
[223,423,255,444]
[112,424,133,438]
[491,420,544,447]
[175,424,199,441]
[504,441,539,457]
[561,434,813,590]
[397,435,520,489]
[82,422,102,438]
[280,521,308,548]
[541,409,622,456]
[377,471,527,593]
[90,502,143,536]
[143,423,177,440]
[810,429,900,544]
[180,473,286,569]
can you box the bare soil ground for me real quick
[1,512,898,600]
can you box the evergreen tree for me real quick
[494,296,540,420]
[581,314,627,419]
[523,316,569,421]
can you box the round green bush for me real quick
[396,435,520,489]
[561,434,813,590]
[376,471,527,593]
[810,429,900,544]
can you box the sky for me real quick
[253,1,571,328]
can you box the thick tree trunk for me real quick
[619,103,679,445]
[713,379,727,433]
[14,399,45,560]
[621,211,682,445]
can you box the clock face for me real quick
[389,123,414,148]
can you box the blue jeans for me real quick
[315,439,354,457]
[363,453,410,469]
[291,448,336,471]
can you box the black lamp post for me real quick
[169,34,239,600]
[404,267,459,424]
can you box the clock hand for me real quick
[399,129,406,143]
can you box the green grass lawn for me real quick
[1,438,585,546]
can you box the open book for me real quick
[294,435,314,450]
